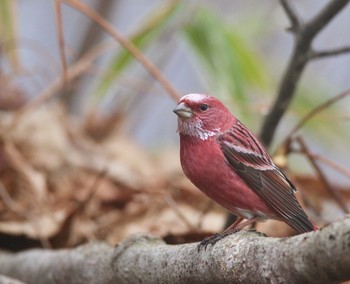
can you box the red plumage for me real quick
[174,93,316,247]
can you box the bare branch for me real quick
[1,218,350,283]
[0,183,51,249]
[279,0,301,32]
[259,41,308,145]
[54,0,68,86]
[0,41,116,135]
[296,136,349,214]
[63,0,180,102]
[292,150,350,181]
[164,195,198,231]
[309,46,350,60]
[313,154,350,181]
[304,0,350,38]
[260,0,350,146]
[280,88,350,148]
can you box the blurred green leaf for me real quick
[290,83,350,147]
[92,0,180,102]
[0,0,19,70]
[183,8,269,122]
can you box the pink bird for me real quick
[173,93,316,248]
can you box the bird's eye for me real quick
[199,104,209,111]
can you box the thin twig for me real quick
[281,88,350,149]
[0,182,25,213]
[63,0,180,102]
[4,140,47,199]
[54,0,68,86]
[296,136,349,213]
[309,46,350,60]
[313,154,350,181]
[74,167,108,212]
[279,0,301,32]
[293,149,350,181]
[3,37,60,74]
[164,195,197,231]
[196,200,215,229]
[0,183,51,248]
[0,41,117,135]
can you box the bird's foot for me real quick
[197,233,223,251]
[247,229,266,237]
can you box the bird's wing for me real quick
[218,121,314,233]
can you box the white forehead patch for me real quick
[180,93,208,103]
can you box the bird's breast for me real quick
[179,134,277,219]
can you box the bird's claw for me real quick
[247,229,266,237]
[197,233,224,251]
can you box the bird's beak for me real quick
[173,102,193,118]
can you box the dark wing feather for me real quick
[218,123,314,233]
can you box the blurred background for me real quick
[0,0,349,250]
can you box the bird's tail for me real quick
[287,214,317,234]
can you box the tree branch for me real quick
[309,46,350,60]
[0,41,116,136]
[54,0,68,87]
[260,0,350,146]
[63,0,180,102]
[0,217,350,283]
[303,0,350,38]
[279,0,301,32]
[280,88,350,148]
[296,136,349,214]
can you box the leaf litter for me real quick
[0,99,348,251]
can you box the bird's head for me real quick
[173,93,235,140]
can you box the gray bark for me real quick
[0,275,26,284]
[0,217,349,284]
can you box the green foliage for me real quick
[183,8,269,122]
[0,0,19,70]
[92,1,180,102]
[182,7,347,146]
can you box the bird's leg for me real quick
[230,217,260,232]
[198,217,243,251]
[225,216,244,231]
[197,217,261,251]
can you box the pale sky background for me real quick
[6,1,350,184]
